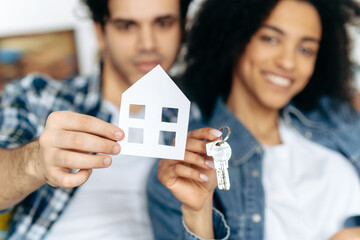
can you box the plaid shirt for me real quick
[0,72,180,240]
[0,73,112,240]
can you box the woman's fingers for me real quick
[186,138,208,155]
[158,127,222,174]
[158,158,178,170]
[184,151,214,170]
[188,127,222,141]
[186,127,223,157]
[158,162,208,187]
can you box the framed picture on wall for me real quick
[0,29,79,90]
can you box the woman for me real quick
[147,0,360,239]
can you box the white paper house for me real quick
[118,65,190,160]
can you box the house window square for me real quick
[161,107,178,123]
[129,104,145,119]
[159,131,176,147]
[128,127,144,144]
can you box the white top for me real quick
[263,120,360,240]
[46,101,156,240]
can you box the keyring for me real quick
[216,126,231,146]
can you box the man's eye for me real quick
[156,19,174,29]
[260,35,278,45]
[114,22,135,31]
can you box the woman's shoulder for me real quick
[301,96,360,128]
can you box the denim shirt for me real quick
[147,97,360,240]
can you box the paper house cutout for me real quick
[118,65,190,160]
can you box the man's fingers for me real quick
[55,150,112,169]
[46,111,124,141]
[45,130,120,155]
[48,168,92,188]
[188,127,222,141]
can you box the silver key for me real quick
[206,127,232,190]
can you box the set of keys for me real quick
[206,126,232,190]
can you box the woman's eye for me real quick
[298,46,315,56]
[260,35,278,45]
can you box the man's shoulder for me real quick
[1,73,100,110]
[0,73,101,132]
[3,73,95,96]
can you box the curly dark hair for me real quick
[181,0,360,120]
[82,0,192,32]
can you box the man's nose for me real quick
[137,26,156,52]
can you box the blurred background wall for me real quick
[350,26,360,90]
[0,0,98,89]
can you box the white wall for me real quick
[0,0,98,75]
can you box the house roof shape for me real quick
[118,65,191,160]
[122,65,189,105]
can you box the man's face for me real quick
[96,0,181,85]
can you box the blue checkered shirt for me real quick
[0,73,112,240]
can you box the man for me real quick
[0,0,191,239]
